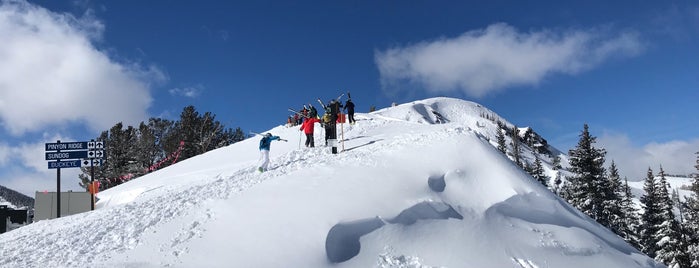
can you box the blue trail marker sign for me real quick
[48,160,82,169]
[45,151,88,160]
[45,142,88,151]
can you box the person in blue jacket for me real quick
[258,133,287,172]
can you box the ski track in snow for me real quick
[0,111,477,267]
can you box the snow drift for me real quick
[0,97,661,267]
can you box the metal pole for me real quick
[90,161,95,210]
[56,140,61,218]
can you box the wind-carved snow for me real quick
[427,174,446,192]
[0,97,662,267]
[326,199,462,263]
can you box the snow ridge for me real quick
[0,97,662,267]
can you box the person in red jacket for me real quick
[299,117,321,148]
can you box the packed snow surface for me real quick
[0,98,661,267]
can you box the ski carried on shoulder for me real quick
[288,108,310,118]
[317,98,328,110]
[336,92,345,102]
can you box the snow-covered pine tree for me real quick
[496,121,506,154]
[604,161,627,239]
[653,166,690,267]
[553,172,564,196]
[552,155,562,170]
[685,150,699,267]
[530,156,548,187]
[509,126,523,168]
[640,167,662,258]
[621,177,641,249]
[564,124,610,227]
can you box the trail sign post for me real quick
[45,140,89,218]
[85,139,105,210]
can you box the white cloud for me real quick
[0,0,163,136]
[169,85,203,98]
[598,133,699,180]
[0,142,13,165]
[375,23,644,97]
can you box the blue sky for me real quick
[0,0,698,196]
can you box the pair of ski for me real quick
[289,91,351,118]
[316,91,350,110]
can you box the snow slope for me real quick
[0,97,661,267]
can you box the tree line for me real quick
[560,124,699,267]
[481,111,699,267]
[497,121,699,267]
[78,105,245,190]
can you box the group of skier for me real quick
[257,95,356,172]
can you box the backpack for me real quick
[322,113,331,123]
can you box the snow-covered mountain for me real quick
[0,97,662,267]
[0,185,33,210]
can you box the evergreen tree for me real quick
[176,105,201,160]
[640,167,662,258]
[510,126,523,168]
[172,106,240,161]
[79,123,139,189]
[496,121,507,154]
[552,155,562,170]
[685,150,699,267]
[135,121,159,173]
[148,117,176,160]
[530,156,548,187]
[553,172,564,196]
[77,106,245,192]
[621,177,641,249]
[522,128,535,148]
[231,127,246,143]
[653,166,689,267]
[605,162,633,246]
[564,124,610,227]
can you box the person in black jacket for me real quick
[344,99,355,124]
[325,99,343,153]
[329,99,342,122]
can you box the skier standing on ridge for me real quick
[344,98,355,125]
[326,99,343,153]
[299,116,321,148]
[258,133,286,172]
[308,103,318,119]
